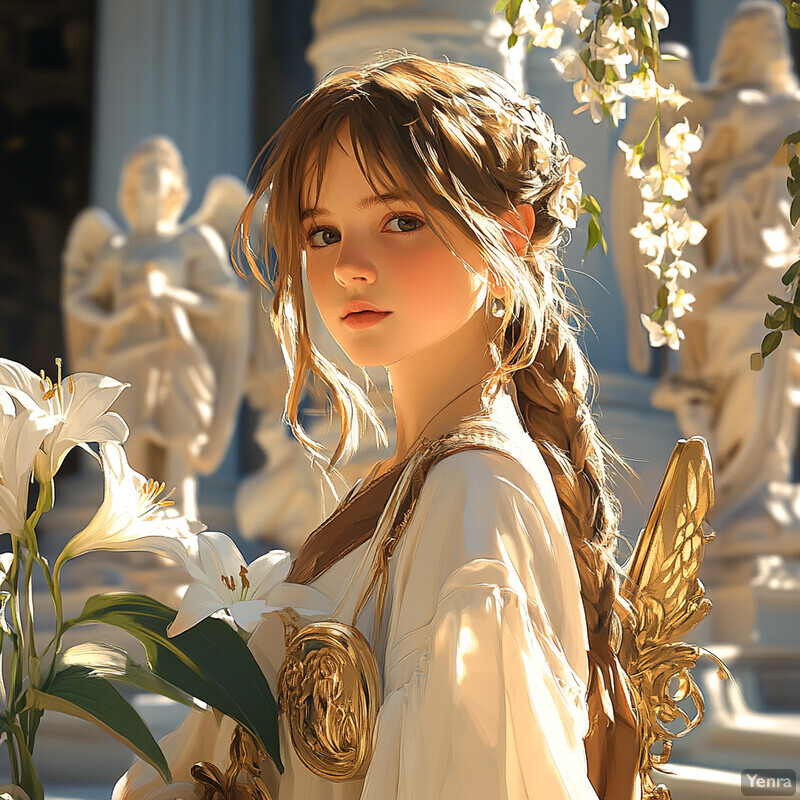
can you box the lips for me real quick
[341,301,391,330]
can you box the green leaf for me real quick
[765,310,786,329]
[12,725,44,800]
[750,352,765,371]
[781,0,800,27]
[792,313,800,335]
[768,293,792,310]
[649,306,666,324]
[588,59,606,82]
[761,330,783,358]
[657,285,669,308]
[785,130,800,146]
[68,592,282,772]
[581,193,602,217]
[507,31,519,48]
[790,194,800,226]
[26,667,171,783]
[586,216,607,254]
[494,0,511,12]
[506,0,523,25]
[60,641,195,708]
[782,260,800,285]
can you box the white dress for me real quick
[113,393,600,800]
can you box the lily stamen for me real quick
[239,565,250,591]
[138,478,176,516]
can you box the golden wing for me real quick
[618,437,732,800]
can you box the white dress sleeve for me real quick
[360,449,599,800]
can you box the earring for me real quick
[491,295,506,318]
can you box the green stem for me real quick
[7,540,26,716]
[22,545,37,666]
[43,560,64,687]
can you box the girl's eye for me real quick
[385,216,423,233]
[306,228,341,248]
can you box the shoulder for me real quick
[401,444,568,573]
[419,444,561,529]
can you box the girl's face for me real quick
[301,135,490,368]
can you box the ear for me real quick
[499,204,536,256]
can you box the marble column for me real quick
[91,0,254,218]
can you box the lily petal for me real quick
[246,549,292,598]
[167,582,228,637]
[195,531,247,594]
[230,599,271,632]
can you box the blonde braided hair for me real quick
[236,51,636,751]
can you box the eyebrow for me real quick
[300,191,416,222]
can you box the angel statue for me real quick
[62,136,250,518]
[611,0,800,549]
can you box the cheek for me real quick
[401,250,486,323]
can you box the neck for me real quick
[386,309,497,461]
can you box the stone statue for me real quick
[611,0,800,550]
[62,136,250,518]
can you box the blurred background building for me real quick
[1,0,799,797]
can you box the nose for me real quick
[332,250,377,287]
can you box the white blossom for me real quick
[58,442,203,567]
[0,359,128,484]
[640,314,684,349]
[618,140,645,179]
[167,531,291,637]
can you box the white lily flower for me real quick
[167,531,291,637]
[58,442,204,567]
[0,389,54,539]
[0,359,128,483]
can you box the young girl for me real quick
[115,54,639,800]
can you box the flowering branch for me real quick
[751,1,800,370]
[497,0,706,350]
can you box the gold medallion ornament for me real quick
[277,621,382,781]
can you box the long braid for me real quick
[510,288,641,793]
[512,308,628,636]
